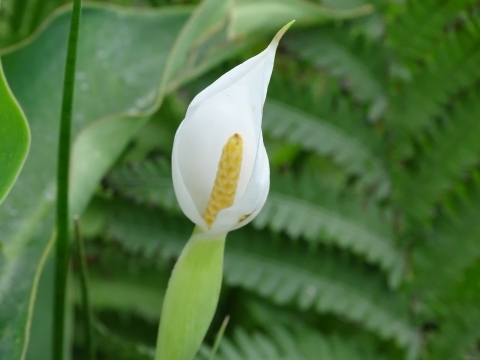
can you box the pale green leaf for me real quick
[228,0,374,39]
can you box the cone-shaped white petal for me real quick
[172,21,293,237]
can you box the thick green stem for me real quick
[53,0,82,359]
[155,231,226,360]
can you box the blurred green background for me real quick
[1,0,480,359]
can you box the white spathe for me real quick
[172,22,293,237]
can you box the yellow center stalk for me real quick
[203,133,243,228]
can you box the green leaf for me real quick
[0,59,29,205]
[228,0,374,39]
[70,116,149,216]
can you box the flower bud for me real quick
[172,21,294,237]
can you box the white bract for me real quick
[172,22,292,237]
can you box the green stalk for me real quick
[74,217,95,360]
[53,0,82,359]
[155,231,226,360]
[208,316,230,360]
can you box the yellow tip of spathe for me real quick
[272,20,296,44]
[203,134,243,228]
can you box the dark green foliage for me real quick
[106,158,179,212]
[262,99,390,193]
[387,0,476,62]
[261,172,403,286]
[424,260,480,360]
[394,88,480,221]
[90,197,417,350]
[79,0,480,356]
[414,171,480,299]
[198,326,390,360]
[284,27,387,109]
[96,4,480,359]
[107,157,404,285]
[5,0,478,358]
[388,16,480,137]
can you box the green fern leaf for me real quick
[263,99,390,194]
[106,159,402,285]
[393,87,480,221]
[388,0,475,61]
[257,172,404,287]
[198,326,389,360]
[92,198,419,351]
[427,306,480,360]
[224,231,416,351]
[388,18,480,135]
[424,261,480,360]
[284,28,386,108]
[106,157,180,212]
[413,173,480,299]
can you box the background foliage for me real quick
[1,0,480,359]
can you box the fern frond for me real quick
[198,326,389,360]
[263,99,390,194]
[393,87,480,221]
[413,171,480,299]
[225,230,417,351]
[257,172,404,287]
[427,306,480,360]
[425,261,480,360]
[258,193,403,286]
[388,18,480,135]
[106,157,179,212]
[284,27,387,107]
[106,159,402,285]
[388,0,475,61]
[93,198,419,350]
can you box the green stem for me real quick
[74,217,95,360]
[53,0,82,359]
[208,316,230,360]
[155,232,226,360]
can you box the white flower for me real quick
[172,22,293,237]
